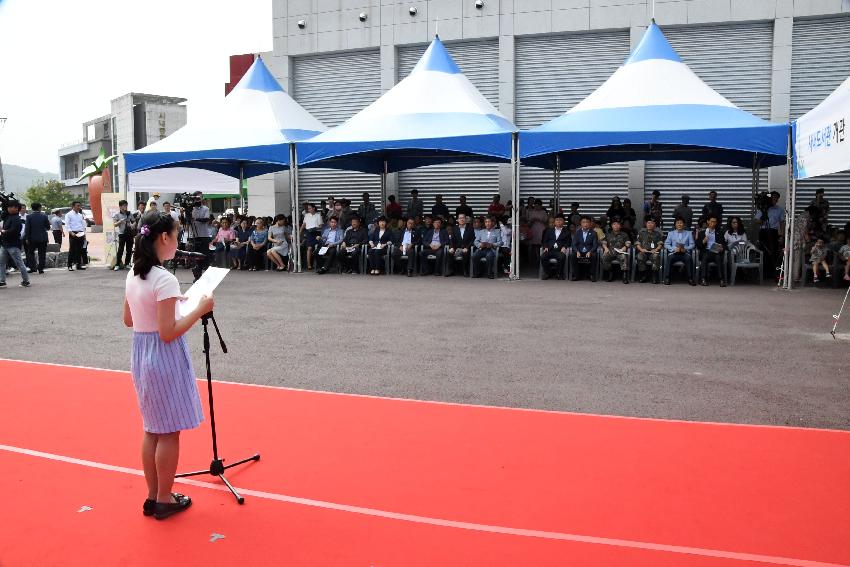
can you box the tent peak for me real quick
[233,57,285,94]
[624,20,681,65]
[410,35,461,75]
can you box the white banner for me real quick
[794,75,850,180]
[128,167,239,196]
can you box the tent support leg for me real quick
[510,133,520,281]
[290,143,302,273]
[554,154,561,213]
[380,159,388,217]
[239,166,245,215]
[783,126,794,290]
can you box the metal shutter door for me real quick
[396,40,500,217]
[644,22,774,223]
[791,16,850,226]
[293,50,382,208]
[515,30,631,217]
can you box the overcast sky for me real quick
[0,0,272,174]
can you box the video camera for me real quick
[0,191,17,220]
[175,191,204,209]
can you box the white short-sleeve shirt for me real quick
[125,266,182,332]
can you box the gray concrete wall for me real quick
[267,0,850,209]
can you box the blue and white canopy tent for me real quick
[297,36,523,277]
[124,57,326,270]
[784,74,850,290]
[520,21,789,212]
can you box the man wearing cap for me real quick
[406,189,424,220]
[0,200,31,287]
[635,217,663,283]
[602,219,631,283]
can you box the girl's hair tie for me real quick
[139,225,151,236]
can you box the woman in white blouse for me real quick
[724,216,749,248]
[300,203,324,271]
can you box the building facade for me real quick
[259,0,850,225]
[58,93,187,202]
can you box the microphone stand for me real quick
[176,312,260,503]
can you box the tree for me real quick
[25,179,75,211]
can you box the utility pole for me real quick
[0,117,6,193]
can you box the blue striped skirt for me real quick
[130,332,204,434]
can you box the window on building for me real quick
[86,124,96,141]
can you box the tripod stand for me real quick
[176,312,260,503]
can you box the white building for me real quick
[58,93,187,202]
[252,0,850,225]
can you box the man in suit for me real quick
[696,215,727,287]
[316,217,344,274]
[569,215,598,281]
[339,216,369,274]
[420,217,449,275]
[24,202,50,274]
[540,214,571,280]
[663,217,697,286]
[393,217,421,277]
[448,213,475,276]
[472,216,501,279]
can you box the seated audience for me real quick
[809,238,831,283]
[301,202,324,271]
[569,215,598,281]
[368,216,393,275]
[393,217,421,276]
[602,219,632,284]
[724,216,748,248]
[340,216,368,274]
[448,213,475,276]
[472,216,502,279]
[316,217,344,274]
[540,214,570,280]
[635,217,663,283]
[420,217,449,276]
[664,217,696,286]
[697,215,727,287]
[248,218,269,271]
[267,214,291,272]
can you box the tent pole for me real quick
[381,159,388,215]
[554,154,561,213]
[239,165,245,215]
[510,132,520,280]
[783,125,794,290]
[290,143,302,273]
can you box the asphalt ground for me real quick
[1,265,847,430]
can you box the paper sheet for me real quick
[178,267,229,318]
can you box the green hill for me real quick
[1,163,60,197]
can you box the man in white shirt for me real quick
[65,201,88,271]
[163,201,180,223]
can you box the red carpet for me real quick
[1,359,848,566]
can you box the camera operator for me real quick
[0,200,31,287]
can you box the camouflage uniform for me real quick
[602,230,631,271]
[636,228,664,272]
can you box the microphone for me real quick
[174,249,207,258]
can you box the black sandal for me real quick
[153,493,192,520]
[144,493,188,516]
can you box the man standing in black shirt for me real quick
[24,202,50,274]
[0,200,31,287]
[455,195,473,219]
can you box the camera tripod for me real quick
[175,312,260,503]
